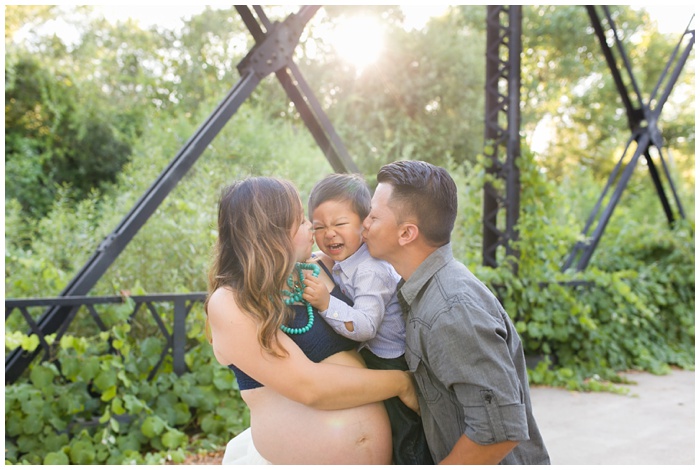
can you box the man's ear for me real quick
[398,223,419,246]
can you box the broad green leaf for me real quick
[141,416,165,438]
[111,397,126,415]
[116,434,142,452]
[44,451,69,465]
[80,356,101,381]
[29,364,55,388]
[94,369,117,391]
[48,415,69,437]
[110,417,120,433]
[60,355,81,381]
[69,439,96,465]
[5,411,24,437]
[123,394,144,414]
[173,402,192,426]
[161,429,186,449]
[98,408,111,424]
[100,385,117,402]
[213,371,234,391]
[20,334,40,352]
[21,415,43,435]
[200,414,221,434]
[43,431,69,450]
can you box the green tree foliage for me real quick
[294,5,485,173]
[5,7,140,217]
[4,51,132,217]
[4,99,330,300]
[521,6,695,183]
[159,6,250,111]
[3,5,57,39]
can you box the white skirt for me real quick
[222,427,272,465]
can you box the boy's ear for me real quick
[398,223,419,246]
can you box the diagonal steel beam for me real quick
[585,6,643,131]
[562,133,647,272]
[563,7,693,272]
[236,6,359,173]
[6,5,339,383]
[5,71,262,383]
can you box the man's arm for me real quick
[439,434,518,465]
[426,299,530,464]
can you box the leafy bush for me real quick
[4,52,134,218]
[5,309,249,464]
[470,148,695,390]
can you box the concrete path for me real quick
[530,368,695,465]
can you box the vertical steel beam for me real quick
[172,298,187,376]
[483,6,522,272]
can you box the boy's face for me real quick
[312,199,364,262]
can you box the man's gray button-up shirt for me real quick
[399,243,550,464]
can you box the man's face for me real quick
[362,182,401,263]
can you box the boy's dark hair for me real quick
[308,173,371,220]
[377,160,457,246]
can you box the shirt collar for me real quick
[333,242,368,275]
[399,243,453,306]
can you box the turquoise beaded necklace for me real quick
[280,262,320,335]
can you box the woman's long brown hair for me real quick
[205,177,302,356]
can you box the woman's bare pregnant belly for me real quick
[241,351,392,465]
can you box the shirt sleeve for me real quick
[319,267,397,342]
[425,297,530,446]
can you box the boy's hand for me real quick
[302,276,330,312]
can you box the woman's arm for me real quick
[207,287,418,412]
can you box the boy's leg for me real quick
[360,348,434,465]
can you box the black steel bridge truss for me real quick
[5,5,694,385]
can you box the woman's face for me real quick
[292,217,314,262]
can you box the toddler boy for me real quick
[303,173,433,465]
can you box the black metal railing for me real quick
[5,293,207,385]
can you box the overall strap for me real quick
[316,259,334,278]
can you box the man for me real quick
[362,160,550,465]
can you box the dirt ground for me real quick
[170,450,224,465]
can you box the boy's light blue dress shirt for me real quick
[320,243,406,359]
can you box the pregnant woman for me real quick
[205,177,416,464]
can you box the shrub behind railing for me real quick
[4,294,249,465]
